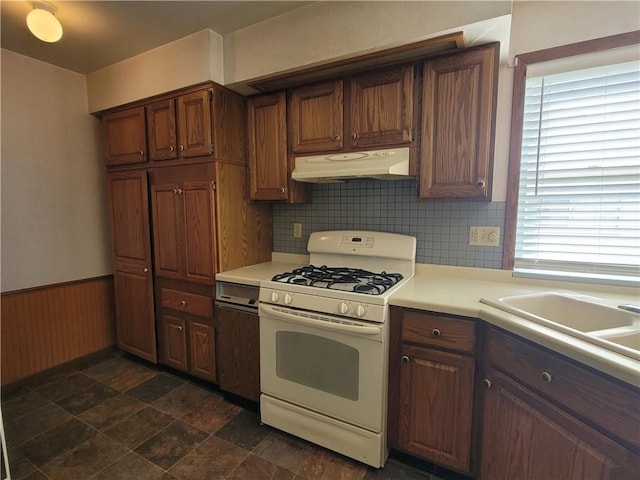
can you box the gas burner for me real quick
[271,265,403,295]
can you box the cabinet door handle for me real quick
[350,132,358,140]
[179,145,184,151]
[401,355,410,364]
[143,267,149,273]
[431,328,441,337]
[476,180,486,188]
[178,325,183,331]
[176,188,183,195]
[169,145,175,152]
[180,300,187,307]
[541,371,553,383]
[279,186,286,194]
[483,378,492,389]
[334,134,341,142]
[139,150,144,156]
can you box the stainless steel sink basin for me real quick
[481,292,640,360]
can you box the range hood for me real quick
[292,147,413,183]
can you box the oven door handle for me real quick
[260,304,382,336]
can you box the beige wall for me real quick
[0,49,111,292]
[87,29,223,113]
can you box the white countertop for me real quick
[216,255,640,387]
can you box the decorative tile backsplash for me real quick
[273,179,506,269]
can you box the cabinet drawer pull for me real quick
[541,371,553,384]
[431,328,441,337]
[483,378,492,389]
[401,355,410,364]
[180,300,187,307]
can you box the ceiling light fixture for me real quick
[26,1,63,43]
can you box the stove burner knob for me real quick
[284,294,292,305]
[339,302,349,315]
[356,305,366,318]
[271,291,280,303]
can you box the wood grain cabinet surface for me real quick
[287,65,415,154]
[106,171,157,363]
[420,43,499,200]
[103,107,147,166]
[147,90,213,161]
[248,92,311,203]
[479,326,640,480]
[215,305,260,402]
[388,307,477,475]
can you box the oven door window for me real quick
[276,332,359,401]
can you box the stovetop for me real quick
[271,265,403,295]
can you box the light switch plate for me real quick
[293,223,302,238]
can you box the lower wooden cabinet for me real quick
[158,285,217,383]
[215,305,260,402]
[389,307,478,474]
[479,326,640,479]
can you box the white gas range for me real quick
[258,231,416,468]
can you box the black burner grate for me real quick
[272,265,403,295]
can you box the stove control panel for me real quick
[259,287,387,323]
[339,235,374,248]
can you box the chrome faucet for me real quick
[618,304,640,315]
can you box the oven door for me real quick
[259,303,387,432]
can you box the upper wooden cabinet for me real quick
[146,90,213,161]
[349,65,415,148]
[151,179,217,284]
[420,43,499,200]
[287,65,416,154]
[103,107,147,166]
[247,93,311,203]
[289,80,344,153]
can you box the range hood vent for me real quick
[292,147,414,184]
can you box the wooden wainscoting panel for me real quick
[1,276,116,386]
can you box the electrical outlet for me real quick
[470,226,500,246]
[293,223,302,238]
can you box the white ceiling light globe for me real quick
[26,8,63,43]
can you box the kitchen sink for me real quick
[480,292,640,360]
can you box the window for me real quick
[504,32,640,286]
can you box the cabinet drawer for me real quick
[402,311,475,354]
[161,288,212,318]
[486,327,640,450]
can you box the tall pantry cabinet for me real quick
[102,83,272,381]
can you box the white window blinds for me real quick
[515,60,640,284]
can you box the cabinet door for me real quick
[147,99,178,161]
[151,184,184,280]
[289,80,344,153]
[349,65,415,148]
[107,171,156,363]
[113,262,156,363]
[107,171,152,265]
[481,369,638,480]
[177,90,212,158]
[161,314,188,372]
[103,107,147,166]
[420,44,498,199]
[189,321,217,383]
[247,92,289,201]
[216,306,260,401]
[398,344,474,473]
[182,181,216,284]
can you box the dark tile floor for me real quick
[1,350,447,480]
